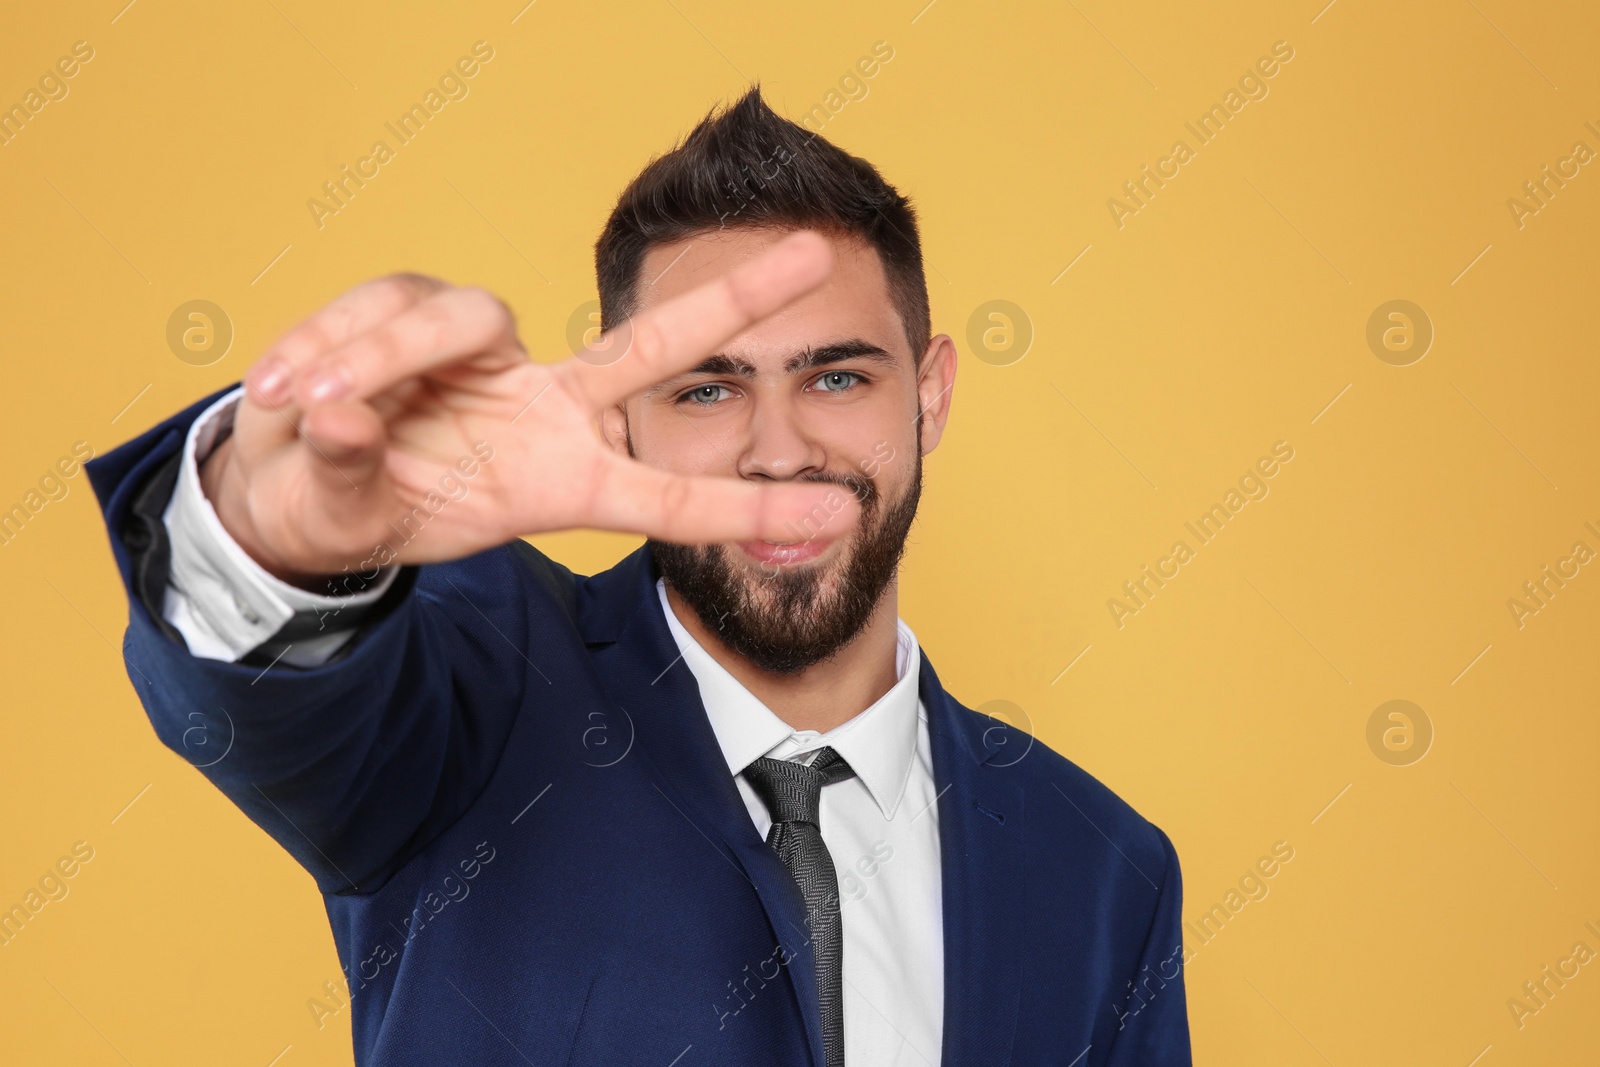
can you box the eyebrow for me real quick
[648,339,898,395]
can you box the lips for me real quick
[736,539,829,566]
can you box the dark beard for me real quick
[648,450,922,675]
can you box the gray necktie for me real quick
[743,746,856,1067]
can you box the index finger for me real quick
[550,229,834,412]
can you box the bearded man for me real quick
[88,86,1191,1067]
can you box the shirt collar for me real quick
[655,577,922,820]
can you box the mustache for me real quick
[794,468,877,510]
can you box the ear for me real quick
[599,403,632,458]
[915,333,957,456]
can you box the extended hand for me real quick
[200,230,858,586]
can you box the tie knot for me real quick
[744,746,855,827]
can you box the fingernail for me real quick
[305,366,350,403]
[252,357,289,399]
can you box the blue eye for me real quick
[679,384,734,406]
[814,371,863,392]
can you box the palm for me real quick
[369,360,617,560]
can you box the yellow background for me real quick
[2,0,1596,1063]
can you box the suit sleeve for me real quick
[87,385,551,896]
[1103,824,1193,1066]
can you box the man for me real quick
[88,87,1190,1066]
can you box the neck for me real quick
[665,579,902,734]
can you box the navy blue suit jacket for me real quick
[88,384,1192,1066]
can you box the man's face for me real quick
[602,227,954,675]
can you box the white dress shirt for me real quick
[159,387,945,1064]
[656,579,944,1065]
[160,386,400,667]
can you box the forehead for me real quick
[634,228,906,359]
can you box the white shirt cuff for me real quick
[159,386,400,663]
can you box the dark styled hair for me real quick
[594,83,931,366]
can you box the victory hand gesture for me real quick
[200,230,858,587]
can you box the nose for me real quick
[736,398,826,483]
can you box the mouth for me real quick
[736,538,831,566]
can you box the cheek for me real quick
[818,396,912,466]
[854,430,913,491]
[632,407,741,473]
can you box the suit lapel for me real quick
[581,547,827,1067]
[921,654,1026,1066]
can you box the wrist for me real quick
[199,437,334,593]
